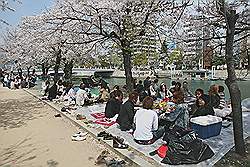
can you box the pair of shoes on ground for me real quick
[71,131,88,141]
[97,131,119,141]
[106,159,125,167]
[113,138,129,149]
[97,131,128,149]
[95,150,110,165]
[61,107,68,112]
[96,150,125,167]
[76,114,86,120]
[97,131,113,140]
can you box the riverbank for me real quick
[111,69,250,80]
[0,85,120,167]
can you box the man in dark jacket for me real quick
[105,90,123,118]
[117,92,139,131]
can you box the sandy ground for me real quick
[0,86,118,167]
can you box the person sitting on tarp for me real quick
[218,85,227,109]
[135,80,147,102]
[42,80,50,96]
[61,83,76,104]
[159,91,189,129]
[158,82,172,99]
[133,96,165,145]
[3,73,10,88]
[117,92,138,131]
[105,90,123,118]
[57,79,65,97]
[96,83,110,103]
[208,84,220,109]
[171,82,184,98]
[109,85,120,99]
[99,78,110,92]
[182,81,195,102]
[67,83,76,101]
[76,83,92,106]
[190,88,214,117]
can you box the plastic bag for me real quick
[161,126,214,165]
[161,139,214,165]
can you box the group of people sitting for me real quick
[0,69,37,89]
[105,78,229,145]
[42,75,228,145]
[134,78,195,102]
[42,77,110,105]
[191,84,229,118]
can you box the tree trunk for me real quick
[17,68,22,78]
[225,10,246,156]
[248,49,250,71]
[121,42,133,93]
[63,59,74,84]
[41,63,46,79]
[53,49,62,84]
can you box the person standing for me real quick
[143,76,151,95]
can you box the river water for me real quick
[102,78,250,100]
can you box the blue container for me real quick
[190,115,222,139]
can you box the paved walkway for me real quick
[0,85,117,167]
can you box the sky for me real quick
[0,0,54,42]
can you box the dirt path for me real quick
[0,86,116,167]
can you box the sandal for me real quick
[54,114,61,117]
[113,136,125,144]
[97,131,109,137]
[103,134,113,140]
[76,114,86,120]
[113,139,128,149]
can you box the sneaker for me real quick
[75,131,88,136]
[71,131,88,141]
[71,135,86,141]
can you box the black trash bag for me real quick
[161,126,214,165]
[163,126,195,144]
[161,137,214,165]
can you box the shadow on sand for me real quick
[0,99,46,130]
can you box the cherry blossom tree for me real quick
[180,0,249,155]
[44,0,191,92]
